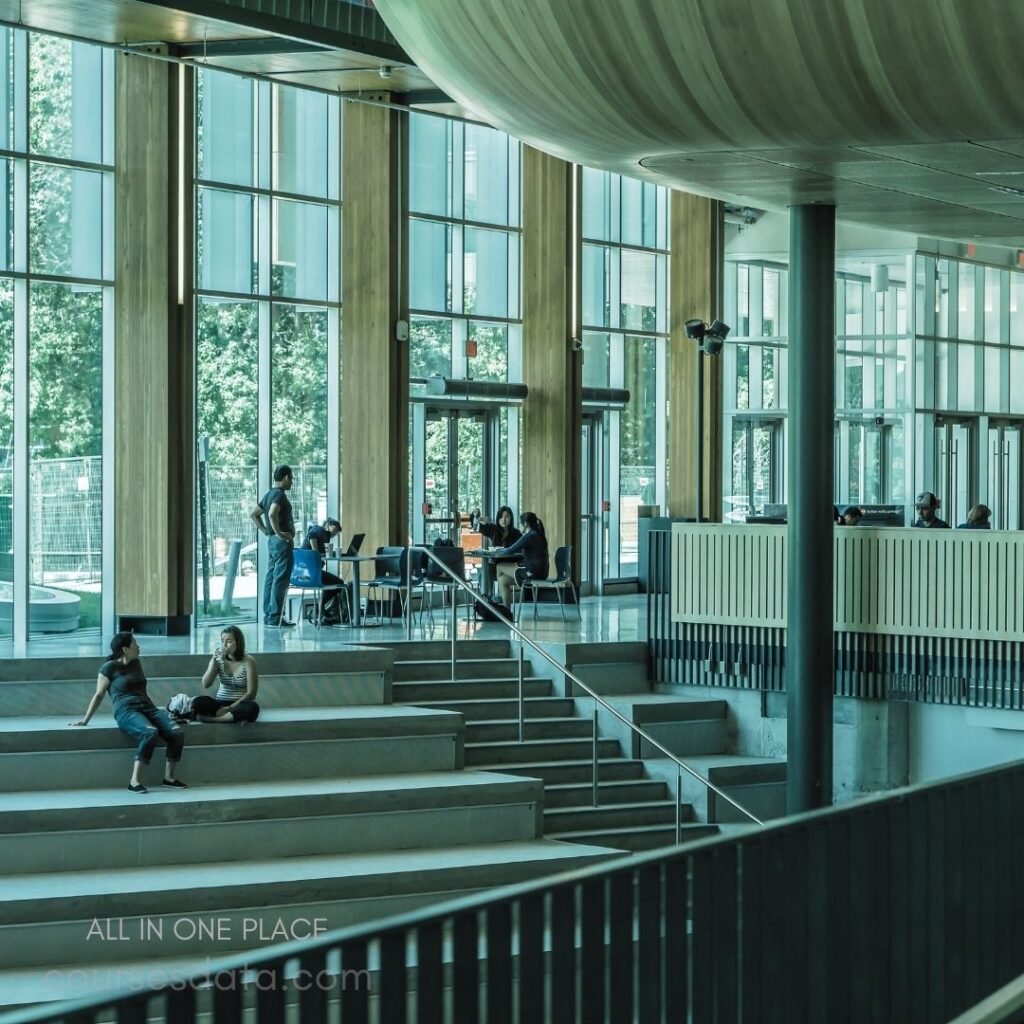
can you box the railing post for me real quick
[405,547,412,640]
[517,641,525,743]
[675,767,682,845]
[592,702,599,807]
[451,577,458,681]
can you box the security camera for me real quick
[571,338,584,352]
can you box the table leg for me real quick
[350,560,362,628]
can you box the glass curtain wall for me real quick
[407,113,521,541]
[194,69,339,623]
[0,29,114,644]
[580,168,668,577]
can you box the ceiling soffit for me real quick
[373,0,1024,246]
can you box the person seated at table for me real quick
[478,505,521,549]
[492,511,550,609]
[912,491,950,529]
[301,517,346,623]
[840,505,863,526]
[958,504,992,529]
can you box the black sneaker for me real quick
[268,618,296,628]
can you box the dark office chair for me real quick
[516,546,580,622]
[361,547,425,626]
[423,545,467,623]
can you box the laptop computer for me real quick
[342,533,365,556]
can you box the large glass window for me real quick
[194,70,340,624]
[407,114,522,544]
[0,32,114,645]
[581,170,668,578]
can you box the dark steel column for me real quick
[786,204,835,813]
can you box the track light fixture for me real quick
[685,318,731,355]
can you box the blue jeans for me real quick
[114,701,185,764]
[263,536,294,621]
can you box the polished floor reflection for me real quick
[0,594,647,660]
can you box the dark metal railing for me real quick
[406,544,763,828]
[7,758,1024,1023]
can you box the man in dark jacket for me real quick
[912,491,950,529]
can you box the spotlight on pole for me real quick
[702,319,732,355]
[685,318,706,341]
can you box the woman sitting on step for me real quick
[192,625,260,724]
[69,631,187,794]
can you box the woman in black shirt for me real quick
[493,512,550,608]
[69,631,186,793]
[479,506,522,549]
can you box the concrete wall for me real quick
[909,704,1024,784]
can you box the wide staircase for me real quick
[0,646,617,1012]
[386,639,720,851]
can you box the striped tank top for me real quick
[215,660,249,702]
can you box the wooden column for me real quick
[668,192,724,521]
[340,97,408,555]
[114,55,193,634]
[520,147,580,575]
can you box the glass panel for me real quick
[620,176,643,247]
[736,345,750,409]
[28,283,103,635]
[195,297,259,621]
[582,244,609,328]
[468,320,507,382]
[272,198,331,300]
[620,249,656,330]
[464,124,508,225]
[620,336,656,574]
[464,227,509,318]
[936,261,950,338]
[1012,352,1024,414]
[274,85,333,198]
[957,345,976,411]
[198,70,255,187]
[730,422,749,521]
[582,167,612,241]
[409,218,450,312]
[845,356,863,409]
[762,348,776,408]
[986,346,1003,412]
[410,114,451,218]
[198,188,256,294]
[0,280,12,632]
[750,424,774,511]
[0,159,11,272]
[410,316,452,379]
[845,280,863,336]
[737,265,750,335]
[958,262,976,340]
[271,304,328,534]
[1012,274,1024,346]
[30,164,105,278]
[30,36,105,164]
[424,417,450,541]
[457,416,484,516]
[582,331,610,388]
[0,28,13,151]
[763,272,779,336]
[984,268,1002,342]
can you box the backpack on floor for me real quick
[166,693,195,723]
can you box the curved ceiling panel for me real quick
[375,0,1024,245]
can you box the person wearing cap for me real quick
[301,517,346,623]
[840,506,864,526]
[958,504,992,530]
[913,491,950,529]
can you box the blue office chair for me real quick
[516,546,581,622]
[288,548,350,629]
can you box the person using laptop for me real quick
[301,517,346,624]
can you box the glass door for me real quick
[988,419,1024,530]
[411,404,500,544]
[934,416,976,528]
[580,413,606,591]
[730,418,783,518]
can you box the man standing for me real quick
[251,465,296,626]
[912,491,950,529]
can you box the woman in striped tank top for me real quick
[192,626,260,724]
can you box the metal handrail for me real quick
[406,544,764,828]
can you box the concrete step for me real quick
[639,717,730,758]
[392,658,533,682]
[0,669,389,718]
[0,705,455,754]
[393,678,553,702]
[377,639,511,661]
[483,758,646,785]
[465,717,592,743]
[2,712,463,791]
[0,772,544,872]
[543,800,684,833]
[543,779,670,808]
[0,841,617,969]
[556,822,719,853]
[403,696,576,721]
[465,737,620,766]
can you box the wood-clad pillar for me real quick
[668,192,724,521]
[520,147,580,576]
[340,96,408,555]
[114,55,193,634]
